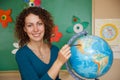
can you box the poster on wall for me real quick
[94,19,120,59]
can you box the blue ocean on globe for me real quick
[69,35,113,79]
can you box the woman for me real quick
[15,7,71,80]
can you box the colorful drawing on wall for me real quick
[11,42,19,54]
[95,19,120,59]
[100,24,118,41]
[0,9,12,28]
[24,0,41,7]
[50,25,63,42]
[66,16,89,34]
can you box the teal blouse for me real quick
[16,45,61,80]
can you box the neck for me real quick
[28,40,44,51]
[28,41,49,59]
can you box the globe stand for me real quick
[65,30,100,80]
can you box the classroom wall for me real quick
[94,0,120,18]
[93,0,120,80]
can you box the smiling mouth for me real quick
[32,34,40,37]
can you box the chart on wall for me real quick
[0,0,92,71]
[95,19,120,59]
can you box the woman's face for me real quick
[24,13,45,42]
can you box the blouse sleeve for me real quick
[15,51,52,80]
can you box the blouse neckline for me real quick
[25,45,52,65]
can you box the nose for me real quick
[33,25,39,32]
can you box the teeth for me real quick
[33,34,40,37]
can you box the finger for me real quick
[64,50,71,57]
[62,44,70,50]
[61,44,70,52]
[63,47,70,53]
[60,44,68,53]
[66,53,71,60]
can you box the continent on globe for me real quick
[93,54,108,74]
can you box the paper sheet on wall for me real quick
[94,19,120,59]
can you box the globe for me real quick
[66,31,113,79]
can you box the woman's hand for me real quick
[47,44,71,79]
[56,44,71,66]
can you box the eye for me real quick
[73,23,83,33]
[27,25,32,27]
[37,22,43,26]
[25,24,32,27]
[29,2,34,7]
[38,22,42,25]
